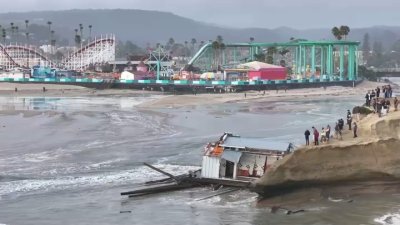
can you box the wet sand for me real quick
[0,82,153,97]
[0,80,387,103]
[138,80,389,109]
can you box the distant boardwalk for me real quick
[0,78,361,93]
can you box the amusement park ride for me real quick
[0,34,116,71]
[0,33,361,82]
[188,40,360,81]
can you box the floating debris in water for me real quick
[120,210,131,213]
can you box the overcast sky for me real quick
[1,0,400,29]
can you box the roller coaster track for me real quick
[4,45,53,67]
[62,35,115,70]
[0,44,20,69]
[0,34,115,70]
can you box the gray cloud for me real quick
[1,0,400,28]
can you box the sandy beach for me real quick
[0,82,154,97]
[0,80,390,108]
[138,80,390,108]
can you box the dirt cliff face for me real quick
[252,113,400,197]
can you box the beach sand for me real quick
[0,82,152,97]
[0,80,390,107]
[138,80,390,108]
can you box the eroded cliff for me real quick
[252,112,400,197]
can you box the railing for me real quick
[372,68,400,73]
[0,77,354,85]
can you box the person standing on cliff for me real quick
[326,124,331,142]
[335,122,342,140]
[371,89,376,99]
[395,97,399,111]
[365,91,371,107]
[338,118,344,130]
[353,122,358,138]
[372,98,377,112]
[347,110,352,130]
[304,129,311,146]
[376,86,381,98]
[312,127,319,145]
[386,99,391,113]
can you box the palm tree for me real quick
[266,46,277,64]
[165,37,175,50]
[212,36,225,69]
[75,34,81,46]
[250,37,255,42]
[15,26,19,43]
[190,38,197,55]
[216,35,223,44]
[50,30,55,46]
[24,20,29,45]
[339,25,350,40]
[331,27,342,40]
[219,42,226,68]
[254,53,266,62]
[184,40,189,57]
[88,25,92,42]
[9,22,14,42]
[278,48,290,67]
[74,29,78,36]
[47,21,52,44]
[25,20,29,30]
[199,40,205,48]
[212,40,220,68]
[79,24,83,40]
[2,29,6,45]
[25,32,29,44]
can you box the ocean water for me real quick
[0,91,397,225]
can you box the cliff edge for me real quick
[252,111,400,197]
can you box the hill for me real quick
[0,9,400,50]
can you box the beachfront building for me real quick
[188,40,360,81]
[202,133,290,181]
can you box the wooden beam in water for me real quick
[196,188,240,201]
[121,183,198,197]
[192,178,251,188]
[143,163,178,181]
[145,177,174,185]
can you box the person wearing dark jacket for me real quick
[365,91,371,106]
[304,129,311,146]
[353,122,358,138]
[338,118,344,130]
[347,110,352,130]
[312,127,319,145]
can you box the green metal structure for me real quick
[147,46,173,80]
[188,40,360,81]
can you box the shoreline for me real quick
[138,80,389,109]
[0,80,390,108]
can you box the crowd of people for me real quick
[304,110,358,146]
[302,84,398,147]
[365,85,398,117]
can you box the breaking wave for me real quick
[0,164,200,198]
[375,213,400,225]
